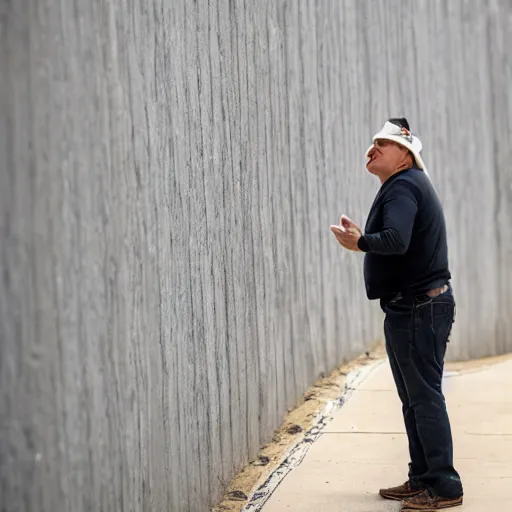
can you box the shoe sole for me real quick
[380,490,424,501]
[401,497,463,510]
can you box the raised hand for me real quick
[330,215,363,252]
[340,215,361,235]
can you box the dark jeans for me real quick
[381,284,463,498]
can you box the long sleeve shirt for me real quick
[357,167,451,300]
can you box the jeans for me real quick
[381,284,463,498]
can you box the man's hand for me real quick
[330,215,363,252]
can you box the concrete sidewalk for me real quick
[262,358,512,511]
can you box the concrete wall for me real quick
[1,1,511,511]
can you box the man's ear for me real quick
[403,151,415,168]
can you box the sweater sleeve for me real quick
[357,182,418,255]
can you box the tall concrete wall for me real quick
[1,1,511,511]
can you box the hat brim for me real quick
[365,135,426,170]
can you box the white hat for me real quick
[365,121,430,178]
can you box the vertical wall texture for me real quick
[1,1,511,511]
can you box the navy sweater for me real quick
[357,167,451,300]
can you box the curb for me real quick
[242,359,385,512]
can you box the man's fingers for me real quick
[340,216,362,235]
[342,215,360,231]
[332,229,349,241]
[331,229,351,246]
[341,216,351,229]
[341,214,355,227]
[330,228,344,241]
[331,225,349,237]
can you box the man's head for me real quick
[366,139,413,179]
[365,118,427,182]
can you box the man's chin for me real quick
[366,163,377,174]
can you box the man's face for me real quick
[366,139,410,175]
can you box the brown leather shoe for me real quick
[401,489,463,510]
[379,480,426,501]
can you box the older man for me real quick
[331,118,463,510]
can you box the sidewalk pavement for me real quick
[262,358,512,511]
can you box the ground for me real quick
[211,343,512,512]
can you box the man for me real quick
[330,118,463,510]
